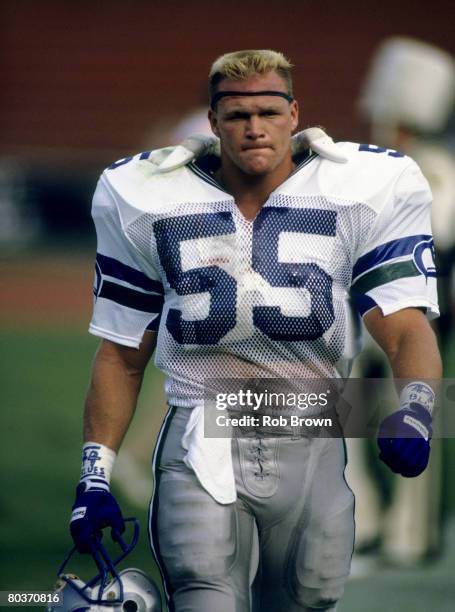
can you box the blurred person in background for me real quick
[347,36,455,567]
[0,160,41,249]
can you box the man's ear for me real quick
[208,109,220,137]
[290,99,299,133]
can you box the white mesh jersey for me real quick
[89,142,439,407]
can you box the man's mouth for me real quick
[242,145,272,151]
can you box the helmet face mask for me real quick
[48,518,162,612]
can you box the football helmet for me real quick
[48,518,162,611]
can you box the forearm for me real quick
[83,342,147,452]
[388,324,442,385]
[365,308,442,477]
[365,308,442,393]
[70,338,155,551]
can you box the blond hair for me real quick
[208,49,293,102]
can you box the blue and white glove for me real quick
[70,442,125,553]
[377,382,435,478]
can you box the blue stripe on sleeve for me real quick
[96,253,164,294]
[350,291,378,316]
[352,234,431,282]
[99,281,164,313]
[146,315,162,331]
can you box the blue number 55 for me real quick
[154,207,336,345]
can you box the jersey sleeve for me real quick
[351,160,439,319]
[88,175,164,348]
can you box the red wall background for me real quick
[2,0,455,167]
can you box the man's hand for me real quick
[377,381,435,477]
[70,440,125,553]
[70,483,125,553]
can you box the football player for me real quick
[69,50,442,611]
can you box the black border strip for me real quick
[99,280,164,313]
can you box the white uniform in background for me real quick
[348,36,455,564]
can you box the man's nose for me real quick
[245,116,264,138]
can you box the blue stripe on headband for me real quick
[210,90,294,109]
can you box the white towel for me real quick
[181,405,236,504]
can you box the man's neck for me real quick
[215,153,295,220]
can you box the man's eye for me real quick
[262,111,278,117]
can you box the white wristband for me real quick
[79,441,117,490]
[400,382,435,416]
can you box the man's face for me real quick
[208,71,299,176]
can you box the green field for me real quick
[0,328,162,596]
[1,325,455,610]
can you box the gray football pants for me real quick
[148,407,355,612]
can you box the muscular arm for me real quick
[83,332,157,452]
[364,307,442,385]
[364,307,442,477]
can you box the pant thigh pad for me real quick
[157,473,238,584]
[290,495,355,608]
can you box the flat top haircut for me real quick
[208,49,294,103]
